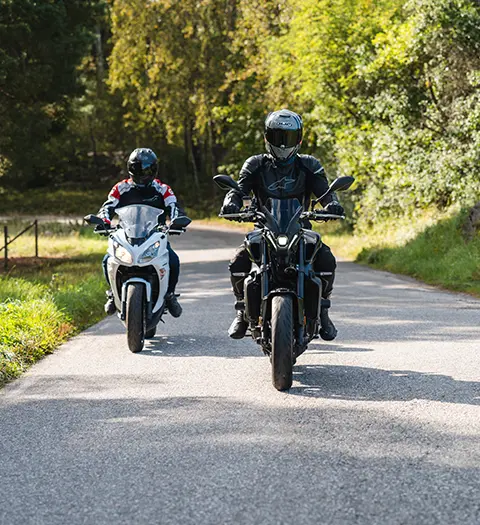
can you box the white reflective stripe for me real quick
[232,272,248,277]
[164,195,177,206]
[169,203,179,220]
[318,272,333,276]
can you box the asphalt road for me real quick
[1,226,480,525]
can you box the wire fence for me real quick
[0,220,38,270]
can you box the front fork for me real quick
[296,238,307,351]
[258,238,308,353]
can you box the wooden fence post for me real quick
[34,220,38,258]
[4,225,7,271]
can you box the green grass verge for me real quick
[325,207,480,297]
[0,235,107,386]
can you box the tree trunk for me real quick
[185,120,200,190]
[94,24,105,96]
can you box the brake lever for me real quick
[169,228,186,235]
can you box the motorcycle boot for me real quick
[104,290,116,316]
[228,299,248,339]
[165,293,182,318]
[319,298,337,341]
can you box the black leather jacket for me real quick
[223,154,337,209]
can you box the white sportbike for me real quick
[85,205,191,353]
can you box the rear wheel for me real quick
[271,295,294,391]
[126,283,145,353]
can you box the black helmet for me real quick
[264,109,303,162]
[127,148,158,186]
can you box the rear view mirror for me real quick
[311,176,355,209]
[213,175,240,193]
[84,214,104,226]
[170,216,192,230]
[328,176,355,193]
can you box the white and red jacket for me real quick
[98,178,181,224]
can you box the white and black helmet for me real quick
[264,109,303,161]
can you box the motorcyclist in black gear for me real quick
[98,148,183,318]
[221,109,344,340]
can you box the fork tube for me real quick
[297,237,306,327]
[261,237,268,299]
[297,237,305,299]
[260,237,269,322]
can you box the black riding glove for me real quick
[94,221,110,235]
[221,202,241,215]
[323,201,344,217]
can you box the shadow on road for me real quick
[0,393,479,524]
[141,334,257,359]
[290,364,480,405]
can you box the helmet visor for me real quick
[129,161,157,184]
[265,127,301,148]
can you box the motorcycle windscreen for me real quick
[116,205,164,239]
[268,198,302,234]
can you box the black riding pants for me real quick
[229,241,336,301]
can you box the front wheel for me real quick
[145,326,156,339]
[126,283,145,353]
[271,295,294,391]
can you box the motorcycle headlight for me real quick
[139,241,161,263]
[114,243,133,264]
[277,235,289,247]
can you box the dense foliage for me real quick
[1,0,479,220]
[0,0,107,188]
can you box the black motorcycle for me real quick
[214,174,354,391]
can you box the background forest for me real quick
[1,0,480,224]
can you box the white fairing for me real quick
[106,205,170,315]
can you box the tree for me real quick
[109,0,240,197]
[0,0,104,187]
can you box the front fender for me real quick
[263,289,302,326]
[120,278,152,321]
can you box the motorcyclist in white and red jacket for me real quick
[98,148,183,317]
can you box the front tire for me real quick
[145,326,156,339]
[271,295,294,391]
[126,283,145,353]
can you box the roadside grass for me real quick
[0,232,107,386]
[324,207,480,297]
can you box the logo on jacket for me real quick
[268,177,296,191]
[143,195,161,204]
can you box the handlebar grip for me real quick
[219,213,256,222]
[302,212,346,221]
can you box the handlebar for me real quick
[300,211,345,222]
[92,223,188,236]
[219,212,259,222]
[93,226,116,236]
[219,211,345,223]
